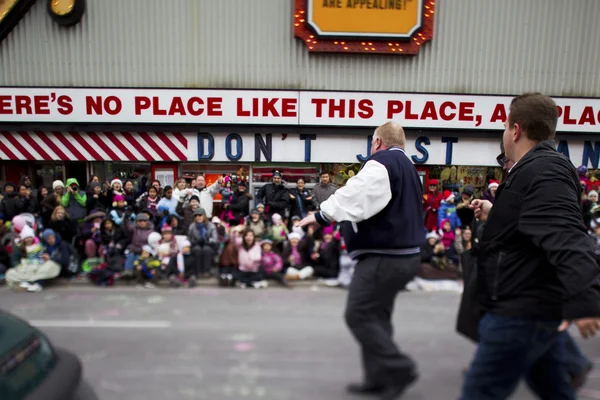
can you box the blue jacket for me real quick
[438,201,461,230]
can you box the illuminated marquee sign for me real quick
[294,0,435,54]
[0,0,85,44]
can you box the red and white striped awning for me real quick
[0,131,188,161]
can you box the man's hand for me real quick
[558,318,600,338]
[455,227,462,236]
[289,194,296,199]
[41,254,50,262]
[217,176,224,184]
[296,213,317,228]
[470,199,493,222]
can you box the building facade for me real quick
[1,0,599,203]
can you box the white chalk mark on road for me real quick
[29,320,172,328]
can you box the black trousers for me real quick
[344,254,420,386]
[193,245,215,274]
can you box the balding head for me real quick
[371,122,406,156]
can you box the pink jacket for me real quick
[235,236,262,272]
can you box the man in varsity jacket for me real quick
[297,121,423,400]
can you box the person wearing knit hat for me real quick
[161,223,173,232]
[111,178,123,191]
[20,225,35,240]
[588,190,598,203]
[425,231,439,242]
[52,180,64,190]
[488,180,500,191]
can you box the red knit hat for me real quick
[443,190,454,202]
[488,180,500,190]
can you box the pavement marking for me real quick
[29,320,172,328]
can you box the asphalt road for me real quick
[1,285,599,400]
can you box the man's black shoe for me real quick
[346,382,385,396]
[380,370,418,400]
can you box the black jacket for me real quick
[289,188,314,218]
[228,190,250,221]
[257,183,290,219]
[477,141,600,320]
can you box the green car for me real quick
[0,310,97,400]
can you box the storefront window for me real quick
[34,163,65,189]
[252,165,318,184]
[103,163,152,191]
[428,165,503,198]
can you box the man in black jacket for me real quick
[256,171,290,223]
[461,93,600,399]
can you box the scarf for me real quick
[177,252,185,274]
[197,223,207,240]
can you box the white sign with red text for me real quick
[0,88,599,132]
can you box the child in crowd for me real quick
[109,194,132,226]
[312,225,340,279]
[247,209,266,239]
[282,232,314,280]
[157,224,179,274]
[134,245,161,288]
[289,216,305,238]
[167,239,197,288]
[109,178,125,205]
[83,210,106,259]
[438,190,461,231]
[123,180,137,207]
[439,219,455,250]
[233,227,265,288]
[260,239,287,287]
[268,213,288,253]
[100,218,127,272]
[5,226,60,292]
[256,203,266,223]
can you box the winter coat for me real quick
[289,188,314,219]
[184,183,221,218]
[0,191,17,222]
[109,206,133,226]
[136,194,160,216]
[187,222,218,250]
[157,196,179,217]
[176,202,201,233]
[219,240,239,268]
[311,183,337,209]
[423,190,443,232]
[43,234,72,270]
[100,225,128,248]
[166,252,196,278]
[438,201,461,231]
[315,239,341,275]
[234,236,262,272]
[46,218,77,244]
[227,190,251,222]
[86,193,109,213]
[123,219,154,254]
[256,183,290,219]
[14,195,38,216]
[247,219,266,239]
[40,193,61,216]
[62,178,87,221]
[261,252,283,274]
[476,140,600,320]
[281,240,309,268]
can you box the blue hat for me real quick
[42,229,56,241]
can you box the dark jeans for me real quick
[564,332,593,378]
[235,271,263,285]
[345,254,420,387]
[193,245,214,274]
[461,313,575,400]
